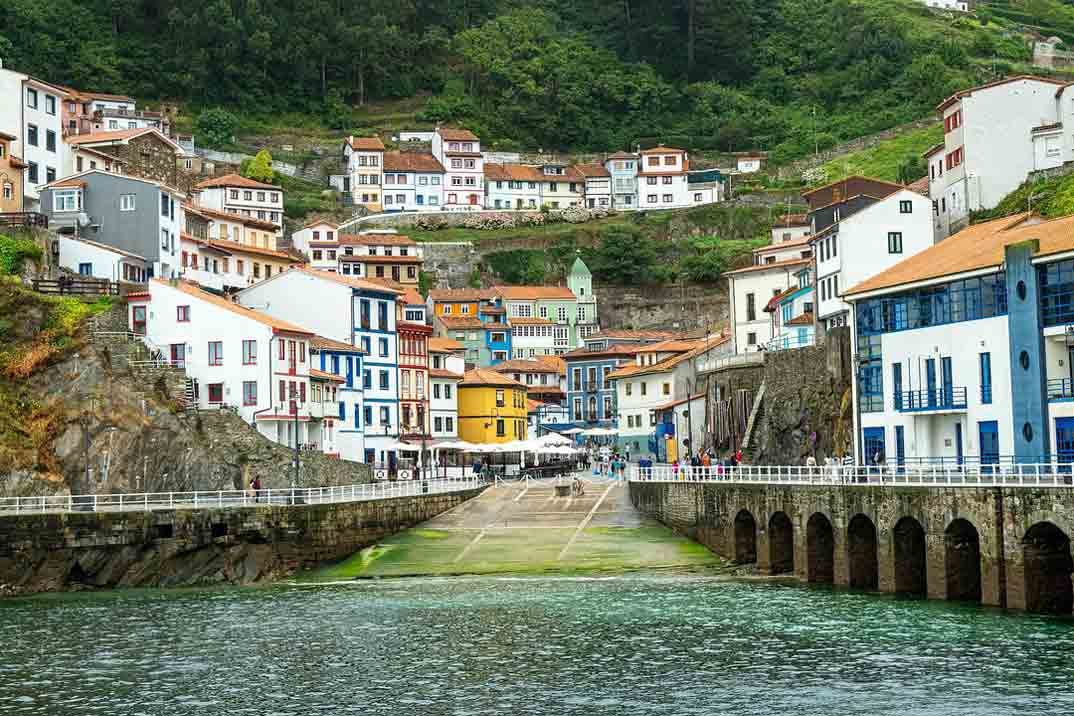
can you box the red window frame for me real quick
[279,380,285,403]
[177,305,190,322]
[299,341,306,363]
[208,341,223,366]
[207,383,224,404]
[299,382,306,403]
[278,339,286,360]
[242,339,257,365]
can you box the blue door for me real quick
[895,426,905,470]
[979,421,999,469]
[364,448,375,464]
[941,357,953,407]
[955,422,964,467]
[925,359,937,408]
[863,428,886,465]
[1056,418,1074,466]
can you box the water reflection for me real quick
[1,576,1072,715]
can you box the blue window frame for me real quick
[378,301,389,329]
[354,406,361,429]
[364,406,373,425]
[378,337,388,357]
[941,356,953,405]
[362,370,371,389]
[345,357,353,388]
[863,427,886,465]
[331,355,340,375]
[1040,259,1074,327]
[338,402,345,420]
[893,362,902,409]
[782,303,792,323]
[361,336,371,353]
[856,273,1007,337]
[979,421,999,466]
[925,358,937,407]
[895,426,905,468]
[379,370,389,390]
[979,352,992,404]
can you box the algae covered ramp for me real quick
[308,479,723,579]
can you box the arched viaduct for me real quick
[630,481,1074,614]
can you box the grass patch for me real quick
[816,123,943,184]
[973,170,1074,223]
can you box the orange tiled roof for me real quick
[606,336,729,380]
[207,238,296,261]
[66,127,159,145]
[724,257,812,276]
[339,234,417,247]
[192,205,279,231]
[772,213,809,228]
[575,163,611,178]
[429,368,463,379]
[509,317,553,325]
[460,368,525,388]
[492,285,576,300]
[288,266,403,294]
[429,337,466,352]
[755,236,813,252]
[154,279,312,335]
[383,151,445,173]
[196,173,277,191]
[310,368,345,383]
[346,136,385,151]
[785,312,815,327]
[906,176,930,197]
[311,335,364,353]
[302,218,340,229]
[429,288,495,301]
[491,359,561,374]
[845,213,1074,297]
[438,127,480,142]
[437,316,485,329]
[342,254,422,264]
[639,144,685,154]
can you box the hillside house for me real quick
[194,173,283,237]
[344,135,385,212]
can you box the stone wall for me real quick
[0,486,484,595]
[594,281,728,333]
[630,480,1074,613]
[421,242,479,288]
[752,329,853,464]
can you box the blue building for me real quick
[311,336,366,461]
[563,330,680,437]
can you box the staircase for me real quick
[741,380,766,461]
[182,377,198,413]
[89,328,191,411]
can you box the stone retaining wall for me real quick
[630,481,1074,613]
[0,486,484,595]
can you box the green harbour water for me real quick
[2,575,1073,715]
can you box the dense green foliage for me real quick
[0,0,1053,158]
[242,149,276,184]
[973,172,1074,222]
[0,234,43,276]
[815,124,943,184]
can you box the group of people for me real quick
[592,448,630,480]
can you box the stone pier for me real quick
[630,481,1074,614]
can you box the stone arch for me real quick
[768,511,794,575]
[806,512,835,584]
[892,516,927,597]
[733,509,757,564]
[944,518,981,603]
[1023,521,1074,615]
[847,513,879,590]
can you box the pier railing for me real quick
[0,477,485,516]
[629,464,1074,488]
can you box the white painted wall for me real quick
[727,265,802,353]
[58,236,145,282]
[237,270,354,344]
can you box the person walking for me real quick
[805,454,817,482]
[251,476,262,503]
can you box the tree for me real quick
[244,149,275,184]
[195,108,238,149]
[582,225,666,284]
[896,154,926,186]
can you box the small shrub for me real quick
[0,234,43,275]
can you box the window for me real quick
[364,406,373,425]
[27,124,38,146]
[378,337,388,357]
[46,167,55,184]
[177,305,190,322]
[242,381,257,406]
[379,370,389,389]
[887,232,903,254]
[244,191,252,201]
[496,419,506,437]
[662,176,672,185]
[662,194,672,203]
[208,383,224,404]
[380,406,390,425]
[899,200,913,214]
[46,130,56,152]
[208,341,223,366]
[944,109,962,133]
[945,147,964,170]
[495,389,506,408]
[747,332,757,346]
[26,87,37,109]
[27,162,38,184]
[120,194,136,211]
[662,382,671,396]
[980,352,992,404]
[53,189,81,213]
[242,339,257,364]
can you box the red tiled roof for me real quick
[491,359,561,374]
[906,176,930,197]
[196,173,277,191]
[460,368,525,388]
[192,205,279,231]
[207,238,296,262]
[639,145,685,154]
[438,127,480,142]
[342,254,422,264]
[154,279,312,335]
[310,368,345,383]
[493,285,575,300]
[575,163,610,178]
[66,128,159,145]
[724,257,812,277]
[311,335,364,353]
[346,136,385,151]
[339,234,416,246]
[287,266,403,294]
[383,152,445,173]
[437,316,485,329]
[607,336,729,380]
[785,312,814,327]
[429,337,465,352]
[429,369,463,379]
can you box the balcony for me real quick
[1048,378,1074,402]
[896,387,968,413]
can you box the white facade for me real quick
[726,260,811,353]
[21,78,67,205]
[180,235,247,292]
[311,344,366,463]
[813,189,935,328]
[920,0,968,11]
[736,156,763,173]
[510,321,558,358]
[582,174,612,209]
[604,154,638,209]
[431,129,483,208]
[131,280,316,449]
[195,176,284,234]
[429,374,460,439]
[58,235,147,283]
[637,147,691,209]
[291,220,340,269]
[614,369,677,447]
[381,153,445,212]
[528,403,569,439]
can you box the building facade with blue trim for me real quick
[845,214,1074,467]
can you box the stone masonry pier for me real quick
[0,486,485,595]
[630,481,1074,614]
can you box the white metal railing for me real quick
[0,477,485,516]
[629,463,1074,488]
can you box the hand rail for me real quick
[628,463,1074,488]
[0,477,485,515]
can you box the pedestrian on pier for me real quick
[251,476,262,503]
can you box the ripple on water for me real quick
[0,577,1073,715]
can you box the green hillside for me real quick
[816,124,943,184]
[0,0,1059,164]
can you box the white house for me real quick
[842,213,1074,467]
[194,174,284,237]
[725,258,812,353]
[429,337,464,440]
[735,153,765,174]
[770,213,812,245]
[812,188,935,330]
[510,319,558,359]
[382,151,445,211]
[577,164,612,209]
[920,0,968,11]
[637,145,690,209]
[484,164,543,210]
[291,219,340,271]
[344,135,385,212]
[57,235,147,283]
[431,127,483,208]
[310,334,367,462]
[764,265,816,351]
[604,151,639,210]
[128,279,317,450]
[930,75,1067,238]
[236,266,404,467]
[20,76,68,206]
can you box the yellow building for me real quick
[458,368,528,444]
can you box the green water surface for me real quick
[1,576,1072,715]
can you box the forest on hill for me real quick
[0,0,1058,160]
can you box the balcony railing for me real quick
[765,332,814,352]
[896,387,968,412]
[1048,378,1074,402]
[0,212,48,229]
